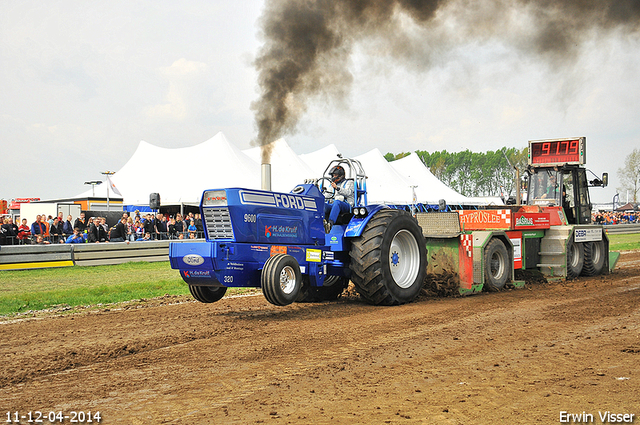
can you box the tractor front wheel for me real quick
[188,285,227,303]
[261,254,302,306]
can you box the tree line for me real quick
[384,148,528,199]
[385,147,639,204]
[617,148,639,204]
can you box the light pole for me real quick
[84,180,102,197]
[101,171,115,211]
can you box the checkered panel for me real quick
[460,234,473,257]
[498,209,511,224]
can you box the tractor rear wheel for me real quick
[188,285,227,303]
[349,209,426,305]
[484,238,509,291]
[566,239,584,278]
[582,239,606,276]
[261,254,302,306]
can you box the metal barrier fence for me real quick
[604,224,640,234]
[1,224,638,271]
[0,244,75,270]
[0,231,206,246]
[0,239,200,271]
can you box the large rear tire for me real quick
[349,209,427,305]
[582,239,606,276]
[261,254,302,306]
[188,285,227,303]
[566,239,584,279]
[484,238,509,291]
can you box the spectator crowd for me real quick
[2,208,637,246]
[0,210,204,245]
[592,210,638,225]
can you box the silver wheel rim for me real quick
[490,249,506,279]
[591,242,602,265]
[568,242,579,267]
[280,265,297,294]
[389,229,421,289]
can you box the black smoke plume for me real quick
[251,0,640,163]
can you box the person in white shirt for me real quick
[323,165,354,232]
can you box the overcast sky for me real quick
[1,0,639,205]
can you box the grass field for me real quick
[0,233,637,317]
[606,232,640,252]
[0,262,191,317]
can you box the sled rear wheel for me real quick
[484,238,509,291]
[566,239,584,279]
[583,239,606,276]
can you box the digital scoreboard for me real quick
[528,137,585,166]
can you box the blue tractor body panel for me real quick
[169,184,358,289]
[170,240,330,287]
[169,157,432,307]
[343,204,388,238]
[210,185,325,245]
[322,204,387,249]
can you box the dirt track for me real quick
[2,252,640,424]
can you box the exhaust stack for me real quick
[261,163,271,191]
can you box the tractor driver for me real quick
[541,173,560,200]
[323,165,354,232]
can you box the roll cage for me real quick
[318,158,368,208]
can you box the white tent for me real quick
[75,132,261,206]
[354,148,418,205]
[74,177,122,201]
[243,139,316,193]
[70,132,499,208]
[463,195,505,206]
[298,144,342,176]
[389,153,473,205]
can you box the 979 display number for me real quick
[529,138,584,165]
[534,139,578,156]
[6,411,101,423]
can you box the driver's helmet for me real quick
[329,165,346,183]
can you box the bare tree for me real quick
[617,148,640,203]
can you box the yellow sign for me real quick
[306,249,321,263]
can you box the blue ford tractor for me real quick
[169,158,427,306]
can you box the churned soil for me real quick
[1,252,639,424]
